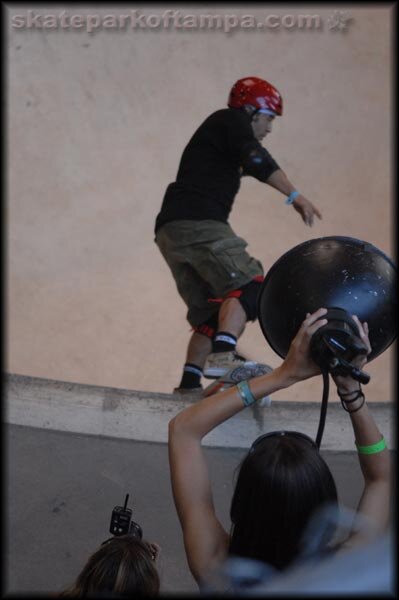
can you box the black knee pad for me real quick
[238,279,264,321]
[193,313,219,338]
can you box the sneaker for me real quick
[203,351,256,379]
[173,386,204,399]
[230,364,274,407]
[223,363,273,384]
[203,363,274,401]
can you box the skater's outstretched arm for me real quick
[168,308,328,583]
[266,169,322,227]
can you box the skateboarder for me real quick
[154,76,322,395]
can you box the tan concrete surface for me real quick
[7,5,395,399]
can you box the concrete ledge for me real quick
[5,373,394,451]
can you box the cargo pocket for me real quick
[204,237,263,296]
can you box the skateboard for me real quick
[203,362,273,406]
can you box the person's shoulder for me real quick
[200,109,252,144]
[206,107,249,124]
[201,107,249,127]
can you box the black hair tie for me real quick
[337,387,365,413]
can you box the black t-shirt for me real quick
[154,108,280,233]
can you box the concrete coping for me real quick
[5,373,395,451]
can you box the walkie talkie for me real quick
[109,494,143,539]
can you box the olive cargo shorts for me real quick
[155,220,264,327]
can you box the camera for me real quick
[109,494,143,539]
[310,307,370,384]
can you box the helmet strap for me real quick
[257,108,277,117]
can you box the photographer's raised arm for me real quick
[332,317,391,549]
[168,309,328,583]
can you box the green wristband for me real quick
[236,380,256,407]
[356,437,387,455]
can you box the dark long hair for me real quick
[60,536,160,597]
[229,433,338,570]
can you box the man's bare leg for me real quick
[185,331,212,368]
[174,331,212,392]
[217,297,246,338]
[176,299,247,389]
[203,298,250,378]
[185,298,246,367]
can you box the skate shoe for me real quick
[173,386,204,399]
[223,363,274,384]
[204,363,274,407]
[203,351,256,379]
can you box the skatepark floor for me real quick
[6,423,368,596]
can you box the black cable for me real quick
[315,368,330,448]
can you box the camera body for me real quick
[310,307,370,383]
[109,494,143,539]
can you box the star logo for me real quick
[327,10,353,31]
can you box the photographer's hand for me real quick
[276,308,328,385]
[332,316,371,399]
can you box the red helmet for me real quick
[228,76,283,116]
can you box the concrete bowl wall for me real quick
[7,4,395,401]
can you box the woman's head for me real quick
[61,535,160,597]
[229,431,338,570]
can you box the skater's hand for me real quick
[293,195,322,227]
[278,308,328,384]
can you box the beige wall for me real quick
[7,4,395,401]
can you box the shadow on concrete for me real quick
[6,424,366,595]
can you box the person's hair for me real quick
[241,104,258,118]
[60,535,160,597]
[229,434,338,570]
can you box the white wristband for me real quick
[258,395,272,407]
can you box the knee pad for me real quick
[234,277,264,322]
[193,313,219,338]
